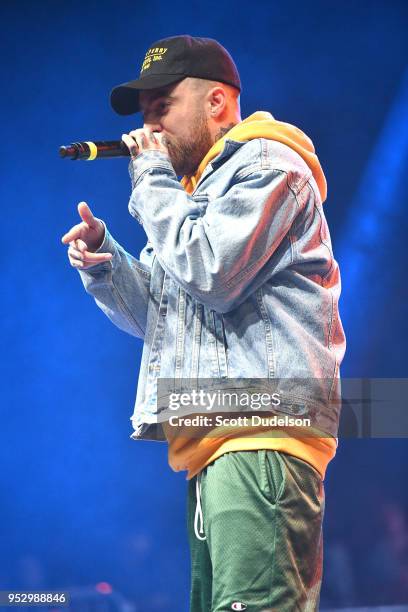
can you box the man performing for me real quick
[61,35,346,612]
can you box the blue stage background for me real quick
[1,1,407,609]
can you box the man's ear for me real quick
[208,87,227,118]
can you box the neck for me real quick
[214,121,239,143]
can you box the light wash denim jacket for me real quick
[78,138,346,440]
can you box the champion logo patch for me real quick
[231,603,247,611]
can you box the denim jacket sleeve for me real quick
[127,148,303,313]
[77,220,151,339]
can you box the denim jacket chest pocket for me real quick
[190,192,210,215]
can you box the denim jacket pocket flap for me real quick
[191,193,209,214]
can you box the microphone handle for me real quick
[59,140,132,160]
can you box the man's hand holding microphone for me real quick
[61,127,168,268]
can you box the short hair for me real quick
[186,77,240,106]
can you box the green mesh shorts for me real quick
[187,450,325,612]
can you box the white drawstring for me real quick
[194,473,206,541]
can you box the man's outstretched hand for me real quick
[61,202,112,269]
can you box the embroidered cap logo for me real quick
[140,47,168,73]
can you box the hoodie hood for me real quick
[181,111,327,202]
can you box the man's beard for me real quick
[165,109,213,177]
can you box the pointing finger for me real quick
[61,223,84,244]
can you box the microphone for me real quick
[59,140,132,161]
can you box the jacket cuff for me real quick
[94,219,113,254]
[128,150,176,190]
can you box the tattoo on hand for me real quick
[215,123,236,142]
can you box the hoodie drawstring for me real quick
[194,472,206,541]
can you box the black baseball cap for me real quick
[110,35,241,115]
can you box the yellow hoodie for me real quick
[163,112,335,481]
[181,111,327,201]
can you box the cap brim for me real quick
[110,74,186,115]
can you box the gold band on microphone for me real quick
[85,141,98,161]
